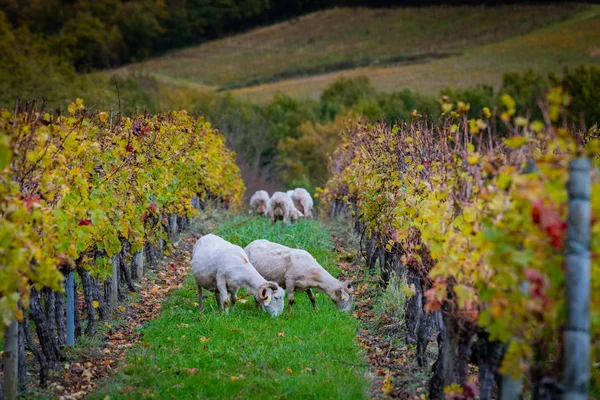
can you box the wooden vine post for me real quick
[563,158,591,399]
[110,255,119,313]
[134,250,144,280]
[66,271,75,346]
[3,320,18,399]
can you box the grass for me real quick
[115,4,587,96]
[91,216,368,399]
[231,5,600,102]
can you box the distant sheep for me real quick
[291,188,314,219]
[245,239,354,312]
[269,191,303,224]
[249,190,270,216]
[191,234,285,316]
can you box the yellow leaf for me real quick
[99,112,108,123]
[514,116,528,127]
[382,370,393,395]
[199,336,210,343]
[467,154,480,165]
[92,300,99,308]
[286,367,294,375]
[483,107,491,118]
[457,101,470,113]
[503,136,529,149]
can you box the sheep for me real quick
[268,191,303,224]
[286,190,294,197]
[291,188,314,219]
[249,190,270,216]
[244,239,354,312]
[191,234,285,316]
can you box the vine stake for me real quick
[563,158,591,400]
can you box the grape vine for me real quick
[0,99,244,339]
[319,89,600,395]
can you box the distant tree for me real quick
[115,0,163,61]
[0,11,77,105]
[60,12,113,70]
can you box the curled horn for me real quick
[267,281,279,291]
[258,283,269,300]
[343,281,354,295]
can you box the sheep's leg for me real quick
[214,292,222,309]
[216,280,229,311]
[283,209,290,225]
[286,279,296,307]
[229,288,238,308]
[197,286,204,312]
[306,288,317,309]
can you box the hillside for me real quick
[116,4,599,102]
[233,5,600,101]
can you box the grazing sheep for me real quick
[269,191,303,224]
[249,190,270,216]
[291,188,314,219]
[244,239,354,312]
[191,234,285,316]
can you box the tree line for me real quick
[0,0,581,72]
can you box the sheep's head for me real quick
[333,281,354,312]
[258,282,285,317]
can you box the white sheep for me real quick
[191,234,285,316]
[291,188,314,219]
[268,191,303,224]
[249,190,270,216]
[286,190,294,197]
[244,239,354,312]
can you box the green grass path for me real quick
[92,217,368,399]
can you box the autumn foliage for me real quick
[318,89,600,393]
[0,99,244,337]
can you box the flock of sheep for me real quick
[249,188,314,224]
[190,188,354,317]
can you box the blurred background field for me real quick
[1,1,599,195]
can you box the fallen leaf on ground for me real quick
[382,370,393,395]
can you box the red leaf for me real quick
[141,126,151,135]
[147,202,157,214]
[464,380,479,399]
[524,268,544,283]
[125,144,134,152]
[424,288,442,312]
[169,264,177,272]
[24,196,41,213]
[546,221,567,250]
[531,199,543,224]
[78,218,93,226]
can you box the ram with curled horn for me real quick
[191,234,285,316]
[245,240,355,312]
